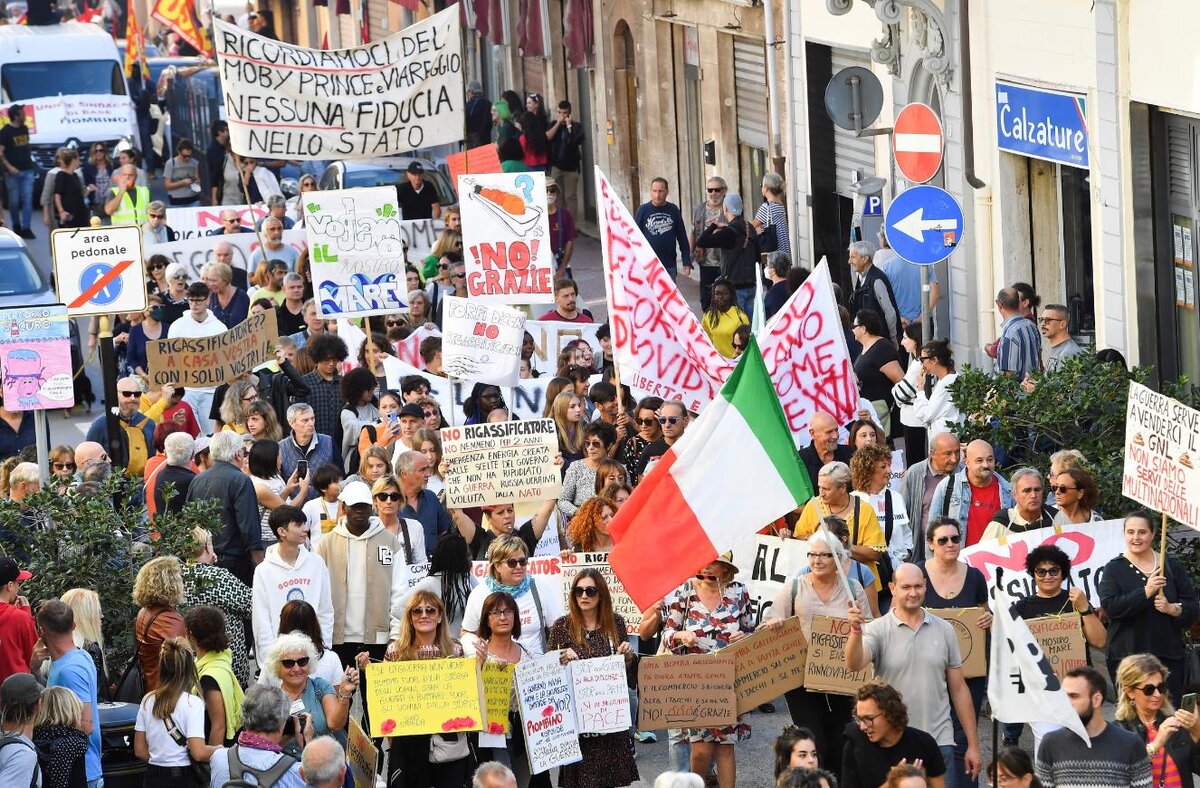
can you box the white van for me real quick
[0,21,138,170]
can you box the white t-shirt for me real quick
[135,692,206,767]
[461,581,553,658]
[303,497,339,551]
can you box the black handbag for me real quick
[113,609,165,704]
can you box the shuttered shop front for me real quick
[733,38,769,151]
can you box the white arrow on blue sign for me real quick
[884,185,965,266]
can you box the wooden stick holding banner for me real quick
[1159,511,1169,579]
[232,150,268,254]
[817,501,854,602]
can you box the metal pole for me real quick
[761,0,785,175]
[921,265,933,340]
[33,410,48,485]
[98,315,128,469]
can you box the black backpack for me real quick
[0,733,42,788]
[221,744,297,788]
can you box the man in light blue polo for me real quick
[36,601,103,787]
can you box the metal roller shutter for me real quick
[831,48,877,197]
[733,37,769,151]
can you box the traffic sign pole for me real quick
[921,266,933,341]
[97,316,128,470]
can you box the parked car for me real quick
[317,158,457,211]
[0,229,58,306]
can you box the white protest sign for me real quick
[395,326,441,369]
[558,552,641,636]
[729,534,810,626]
[461,173,555,304]
[1,95,136,146]
[959,519,1125,608]
[214,8,464,159]
[165,204,268,239]
[524,320,603,375]
[515,651,583,773]
[383,357,552,424]
[440,419,562,508]
[1122,381,1200,530]
[442,296,525,386]
[150,230,307,279]
[51,225,147,318]
[569,655,631,735]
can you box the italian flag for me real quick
[609,336,813,609]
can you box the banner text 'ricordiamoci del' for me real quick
[214,7,463,159]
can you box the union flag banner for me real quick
[153,0,212,56]
[124,1,149,78]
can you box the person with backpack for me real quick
[0,672,44,788]
[134,638,219,786]
[206,685,307,788]
[32,686,89,788]
[696,192,761,323]
[34,601,101,788]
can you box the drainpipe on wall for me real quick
[960,0,985,190]
[761,0,785,175]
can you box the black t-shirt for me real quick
[1013,589,1075,619]
[853,338,900,404]
[636,438,671,480]
[54,170,89,227]
[841,725,946,788]
[469,519,539,561]
[275,301,307,336]
[0,124,33,170]
[397,180,439,220]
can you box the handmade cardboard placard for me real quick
[147,310,278,388]
[558,552,640,636]
[1026,615,1087,680]
[930,607,988,679]
[723,617,808,714]
[636,651,736,731]
[804,615,873,696]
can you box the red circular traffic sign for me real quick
[892,103,944,184]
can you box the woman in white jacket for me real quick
[891,323,928,465]
[911,339,962,440]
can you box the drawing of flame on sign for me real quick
[469,183,543,237]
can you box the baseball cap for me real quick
[1,673,42,706]
[723,192,744,216]
[0,557,32,585]
[398,404,425,420]
[406,161,425,174]
[338,480,374,507]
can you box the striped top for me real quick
[1034,723,1151,788]
[754,201,790,255]
[995,313,1043,378]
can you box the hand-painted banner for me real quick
[515,651,583,773]
[722,617,808,713]
[728,534,810,626]
[558,552,641,635]
[958,519,1126,608]
[214,8,464,159]
[1026,615,1087,680]
[0,95,136,147]
[442,295,525,386]
[461,173,555,304]
[149,229,307,279]
[0,306,74,411]
[482,661,515,735]
[804,615,873,696]
[364,657,483,737]
[524,320,602,376]
[1122,382,1200,530]
[440,419,562,507]
[164,204,268,239]
[146,310,280,388]
[636,652,736,731]
[395,326,442,369]
[597,170,727,412]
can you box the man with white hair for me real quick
[276,273,307,335]
[473,762,517,788]
[150,432,196,515]
[249,215,300,271]
[256,193,295,231]
[212,239,249,292]
[279,403,335,502]
[207,685,306,787]
[847,240,902,345]
[299,736,345,788]
[103,164,150,225]
[203,261,249,329]
[6,464,39,503]
[84,376,156,477]
[185,431,262,585]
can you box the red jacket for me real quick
[0,602,37,681]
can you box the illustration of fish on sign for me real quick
[465,178,544,237]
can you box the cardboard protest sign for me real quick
[441,420,561,507]
[441,295,525,386]
[0,306,74,411]
[636,651,736,731]
[164,204,268,239]
[960,519,1124,608]
[461,172,555,304]
[471,558,564,625]
[482,661,515,735]
[147,310,279,388]
[448,145,503,192]
[215,8,464,159]
[558,553,641,636]
[1123,381,1200,530]
[723,617,808,714]
[150,229,307,279]
[930,607,988,679]
[1026,615,1087,680]
[570,655,632,735]
[515,651,583,773]
[364,657,483,737]
[346,718,377,788]
[804,615,873,696]
[728,534,809,626]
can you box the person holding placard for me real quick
[452,499,557,562]
[462,536,561,660]
[547,569,639,788]
[662,554,754,788]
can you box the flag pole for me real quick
[992,570,1002,760]
[1158,511,1169,578]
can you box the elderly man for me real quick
[927,439,1014,547]
[168,281,226,433]
[1040,302,1084,372]
[396,449,452,559]
[798,411,856,493]
[203,261,250,329]
[848,240,902,345]
[211,239,249,291]
[208,208,253,237]
[249,216,300,271]
[275,273,307,335]
[256,193,295,231]
[289,299,328,350]
[5,463,39,504]
[207,686,307,787]
[473,763,518,788]
[103,164,150,225]
[150,432,196,515]
[994,287,1041,379]
[878,228,939,328]
[84,376,155,477]
[690,175,729,310]
[140,200,177,246]
[185,431,262,585]
[300,737,346,788]
[279,403,335,502]
[900,432,961,561]
[72,442,108,473]
[981,467,1058,542]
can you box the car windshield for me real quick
[1,60,127,102]
[343,167,454,205]
[0,246,45,297]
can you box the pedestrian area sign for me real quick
[51,225,146,318]
[883,185,964,266]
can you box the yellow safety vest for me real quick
[110,185,150,226]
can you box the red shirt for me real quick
[1146,723,1184,788]
[0,602,37,681]
[965,477,1001,546]
[536,309,594,323]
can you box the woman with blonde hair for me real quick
[32,686,89,788]
[1113,653,1200,784]
[59,589,106,699]
[462,534,563,658]
[567,496,618,553]
[133,557,188,692]
[133,637,218,785]
[552,390,585,470]
[410,427,445,494]
[348,445,392,488]
[181,527,252,687]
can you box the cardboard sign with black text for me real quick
[722,617,808,714]
[804,615,873,696]
[636,652,736,731]
[147,310,278,388]
[930,607,988,679]
[1026,615,1087,680]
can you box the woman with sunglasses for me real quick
[558,421,619,523]
[289,174,319,226]
[462,535,563,658]
[161,262,190,324]
[261,632,359,758]
[763,525,871,768]
[547,569,639,788]
[617,396,663,486]
[910,339,961,441]
[1049,468,1102,525]
[1114,653,1200,786]
[663,553,754,788]
[82,142,112,211]
[369,475,421,552]
[145,253,171,297]
[422,226,463,281]
[48,445,75,487]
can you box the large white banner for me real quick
[1122,382,1200,531]
[382,357,556,425]
[460,173,555,304]
[214,8,464,159]
[728,534,810,626]
[148,230,307,279]
[524,320,602,376]
[442,296,525,386]
[0,95,137,146]
[165,204,268,239]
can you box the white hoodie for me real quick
[251,544,336,668]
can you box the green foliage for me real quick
[0,473,217,689]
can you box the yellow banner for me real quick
[364,658,484,738]
[481,661,514,735]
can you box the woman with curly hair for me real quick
[850,444,911,601]
[567,496,618,553]
[133,556,188,692]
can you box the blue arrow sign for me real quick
[884,185,965,265]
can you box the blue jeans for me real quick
[736,287,755,321]
[5,168,34,230]
[940,745,957,788]
[87,779,104,788]
[668,728,690,772]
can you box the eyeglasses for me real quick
[658,416,680,425]
[935,534,962,546]
[501,557,529,569]
[150,261,167,269]
[707,187,725,193]
[636,417,656,427]
[411,606,438,617]
[280,656,310,669]
[585,440,605,449]
[53,462,76,471]
[118,390,140,398]
[1051,484,1078,494]
[188,297,207,303]
[573,586,599,598]
[853,713,882,727]
[695,573,719,582]
[1037,317,1064,324]
[547,187,558,194]
[241,393,258,402]
[488,608,514,618]
[807,552,833,560]
[1033,567,1062,578]
[375,492,402,502]
[919,356,935,362]
[1138,683,1168,696]
[451,273,465,280]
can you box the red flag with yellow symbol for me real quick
[152,0,213,57]
[123,1,149,79]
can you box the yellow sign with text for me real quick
[365,658,484,738]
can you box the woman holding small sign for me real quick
[548,569,639,788]
[1113,653,1200,785]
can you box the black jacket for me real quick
[1114,714,1200,784]
[185,461,261,563]
[697,216,759,288]
[1100,553,1199,662]
[798,443,856,494]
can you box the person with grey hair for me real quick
[465,81,492,148]
[793,460,888,587]
[250,213,300,271]
[84,375,157,477]
[104,163,150,225]
[696,191,762,319]
[395,449,452,559]
[258,632,357,758]
[299,736,346,787]
[690,175,728,310]
[652,771,704,788]
[152,432,197,515]
[207,685,307,787]
[981,467,1057,542]
[257,192,295,231]
[276,272,308,335]
[474,761,518,788]
[848,239,902,345]
[185,430,263,586]
[203,260,250,329]
[753,171,790,256]
[763,250,793,321]
[279,403,335,502]
[140,199,177,246]
[6,462,39,502]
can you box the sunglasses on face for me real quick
[118,390,140,398]
[411,606,438,617]
[375,492,402,502]
[1051,485,1077,494]
[547,187,558,194]
[573,586,599,598]
[1033,567,1062,578]
[658,416,680,425]
[281,656,310,669]
[935,534,962,546]
[1139,683,1168,696]
[585,440,605,449]
[386,319,404,327]
[695,573,719,582]
[501,557,528,569]
[150,261,167,269]
[53,462,76,471]
[732,343,746,351]
[149,213,165,219]
[636,417,656,427]
[188,297,207,303]
[707,187,725,193]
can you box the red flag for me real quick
[124,1,149,78]
[151,0,212,57]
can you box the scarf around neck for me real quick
[485,573,532,597]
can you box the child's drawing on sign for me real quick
[465,175,544,237]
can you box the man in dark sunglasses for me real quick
[689,176,728,309]
[635,400,689,479]
[83,375,155,477]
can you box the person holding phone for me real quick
[259,632,359,759]
[1114,653,1200,784]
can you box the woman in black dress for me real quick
[54,149,90,228]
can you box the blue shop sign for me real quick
[995,81,1089,168]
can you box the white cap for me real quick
[337,480,373,507]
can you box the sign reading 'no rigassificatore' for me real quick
[214,7,463,159]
